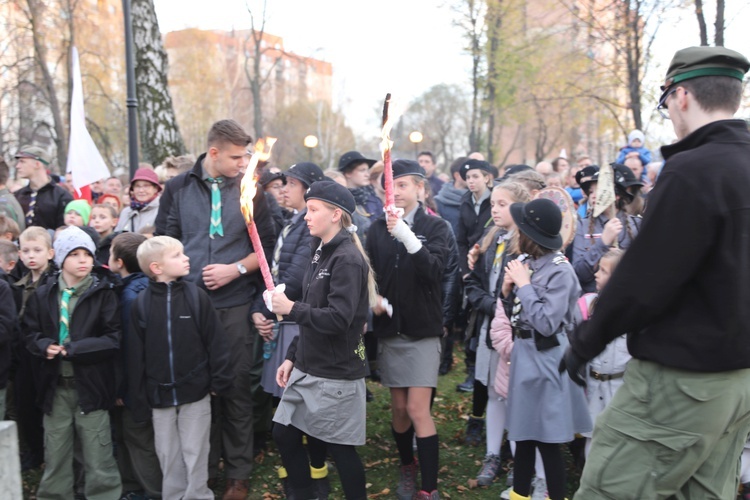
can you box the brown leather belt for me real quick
[589,369,624,382]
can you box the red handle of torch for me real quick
[382,93,396,209]
[247,221,275,292]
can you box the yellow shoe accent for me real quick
[509,491,531,500]
[277,466,288,479]
[310,464,328,479]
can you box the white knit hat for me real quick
[53,226,96,268]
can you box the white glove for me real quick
[390,219,422,254]
[263,283,286,313]
[380,297,393,318]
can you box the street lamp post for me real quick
[303,135,318,162]
[408,131,423,159]
[122,0,138,179]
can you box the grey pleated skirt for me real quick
[377,335,441,388]
[261,322,299,398]
[273,368,366,446]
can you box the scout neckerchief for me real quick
[272,219,294,279]
[509,255,533,328]
[59,285,75,345]
[207,177,224,238]
[25,190,37,227]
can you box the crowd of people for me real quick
[0,45,749,500]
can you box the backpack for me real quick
[135,281,201,331]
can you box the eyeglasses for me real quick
[656,87,678,120]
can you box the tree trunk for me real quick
[714,0,724,46]
[694,0,708,45]
[625,0,643,131]
[485,0,503,165]
[131,0,186,165]
[26,0,68,171]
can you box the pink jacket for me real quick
[489,298,513,398]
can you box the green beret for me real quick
[663,46,749,89]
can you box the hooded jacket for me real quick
[571,120,750,372]
[434,182,467,237]
[154,154,277,309]
[366,207,451,339]
[285,231,370,380]
[128,279,233,422]
[23,267,120,414]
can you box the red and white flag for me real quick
[67,47,110,200]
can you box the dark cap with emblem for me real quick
[662,46,749,91]
[510,198,563,250]
[498,164,532,182]
[575,165,600,195]
[285,162,324,188]
[259,169,286,187]
[14,145,50,166]
[612,162,643,189]
[338,151,377,172]
[380,159,425,188]
[305,180,356,215]
[459,158,494,180]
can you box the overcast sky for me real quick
[152,0,749,143]
[152,0,471,137]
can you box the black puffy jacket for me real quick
[23,267,120,414]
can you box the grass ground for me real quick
[21,345,583,499]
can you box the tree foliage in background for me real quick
[0,0,128,173]
[132,0,186,165]
[268,100,355,171]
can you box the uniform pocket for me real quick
[310,379,358,435]
[583,406,700,499]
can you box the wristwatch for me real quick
[236,262,247,275]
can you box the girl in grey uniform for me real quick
[502,198,592,500]
[269,181,377,500]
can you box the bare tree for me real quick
[244,0,281,139]
[131,0,186,165]
[694,0,708,45]
[452,0,487,154]
[714,0,724,46]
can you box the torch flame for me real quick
[240,137,277,222]
[379,98,404,160]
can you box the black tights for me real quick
[472,380,488,417]
[514,440,566,500]
[273,423,366,499]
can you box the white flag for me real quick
[67,47,111,195]
[593,162,615,218]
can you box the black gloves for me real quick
[559,347,588,387]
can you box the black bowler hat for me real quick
[259,170,286,188]
[575,165,600,195]
[305,180,356,215]
[510,198,563,250]
[460,159,494,180]
[380,159,425,188]
[285,162,325,188]
[498,164,532,182]
[338,151,377,172]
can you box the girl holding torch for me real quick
[366,159,452,500]
[268,181,377,500]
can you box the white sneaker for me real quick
[530,476,548,500]
[500,486,512,499]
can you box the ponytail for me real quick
[340,211,379,309]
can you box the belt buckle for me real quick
[591,370,602,380]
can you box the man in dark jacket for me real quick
[561,46,750,499]
[434,157,468,236]
[155,119,276,499]
[14,145,73,230]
